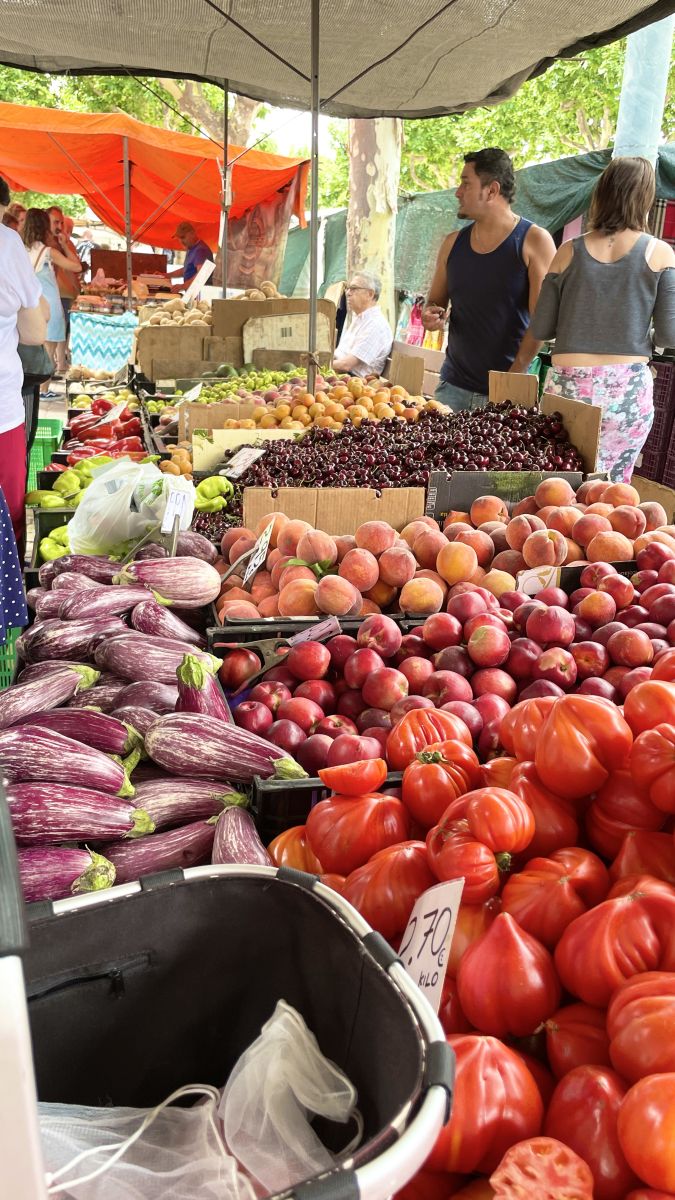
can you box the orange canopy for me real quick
[0,102,308,249]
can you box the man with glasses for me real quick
[333,271,393,377]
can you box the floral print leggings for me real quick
[544,363,654,483]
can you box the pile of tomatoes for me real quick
[269,663,675,1199]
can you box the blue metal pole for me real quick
[614,18,675,165]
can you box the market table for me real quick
[69,309,138,372]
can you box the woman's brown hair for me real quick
[22,207,50,248]
[587,156,656,235]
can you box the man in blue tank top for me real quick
[422,149,555,411]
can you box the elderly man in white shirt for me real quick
[333,271,393,377]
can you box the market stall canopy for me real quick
[0,103,309,249]
[0,0,673,117]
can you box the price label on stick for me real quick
[161,488,188,535]
[288,616,341,645]
[223,446,266,480]
[399,878,464,1013]
[243,519,275,588]
[516,565,561,597]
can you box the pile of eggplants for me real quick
[6,553,304,903]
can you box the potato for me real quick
[248,289,266,301]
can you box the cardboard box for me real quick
[192,428,299,473]
[203,336,244,366]
[136,326,207,378]
[386,341,445,396]
[178,402,257,440]
[242,312,334,362]
[151,359,216,380]
[212,298,336,342]
[633,476,675,521]
[243,487,425,535]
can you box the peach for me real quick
[297,530,338,567]
[577,479,608,504]
[506,514,545,551]
[564,538,584,565]
[469,566,487,584]
[339,547,379,592]
[219,599,261,620]
[443,510,471,529]
[522,528,568,567]
[585,503,614,518]
[219,573,244,593]
[220,526,252,559]
[586,531,635,563]
[511,496,539,516]
[444,522,474,542]
[470,495,509,526]
[601,482,640,507]
[270,555,294,589]
[266,547,282,570]
[401,520,435,549]
[254,511,288,547]
[359,598,382,614]
[315,575,361,617]
[482,569,517,598]
[277,519,313,556]
[399,578,444,615]
[609,505,647,540]
[413,529,448,569]
[379,546,417,588]
[535,506,557,525]
[334,534,357,561]
[546,507,580,537]
[455,529,495,567]
[534,477,576,508]
[492,549,526,575]
[416,568,449,599]
[218,586,254,604]
[436,541,479,586]
[258,594,281,617]
[479,523,509,553]
[572,513,613,546]
[229,534,256,564]
[278,564,316,589]
[638,501,668,531]
[366,579,397,608]
[355,520,397,556]
[250,571,277,603]
[277,578,320,617]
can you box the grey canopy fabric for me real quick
[2,0,674,118]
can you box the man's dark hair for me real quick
[464,148,515,205]
[0,176,10,208]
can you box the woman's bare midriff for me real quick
[552,353,649,366]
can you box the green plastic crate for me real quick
[0,626,21,689]
[36,417,64,440]
[26,440,48,492]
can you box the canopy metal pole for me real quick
[307,0,320,394]
[122,136,133,311]
[222,81,229,298]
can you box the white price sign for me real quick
[175,382,203,408]
[243,519,275,587]
[223,446,266,480]
[288,616,341,644]
[516,565,561,597]
[182,258,216,303]
[161,488,188,535]
[95,400,127,425]
[399,878,464,1013]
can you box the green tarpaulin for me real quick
[283,145,675,298]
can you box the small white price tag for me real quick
[182,259,216,303]
[223,446,266,480]
[182,383,203,404]
[243,519,275,586]
[399,879,464,1013]
[288,616,341,644]
[161,488,188,535]
[516,565,561,597]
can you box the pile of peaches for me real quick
[237,376,442,433]
[213,476,673,624]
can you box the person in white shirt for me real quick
[333,271,393,377]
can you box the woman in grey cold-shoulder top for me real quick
[530,156,675,482]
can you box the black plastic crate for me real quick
[208,616,411,650]
[252,772,403,845]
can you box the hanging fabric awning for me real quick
[0,102,309,249]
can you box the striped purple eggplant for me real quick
[18,846,116,902]
[145,713,306,783]
[67,678,128,713]
[42,554,120,586]
[176,531,218,564]
[59,586,152,622]
[110,706,158,737]
[17,616,127,663]
[51,571,100,593]
[116,556,221,608]
[134,543,168,560]
[130,599,205,647]
[115,680,178,713]
[100,820,216,884]
[211,806,272,867]
[0,664,99,729]
[132,775,246,830]
[0,725,134,796]
[176,654,232,723]
[19,708,140,755]
[26,587,46,611]
[17,659,91,684]
[94,633,221,684]
[34,591,68,619]
[8,783,154,845]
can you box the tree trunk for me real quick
[346,118,402,327]
[229,95,264,147]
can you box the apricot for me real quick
[219,599,261,620]
[334,534,357,561]
[278,578,321,617]
[257,594,281,617]
[339,548,379,592]
[414,529,451,569]
[297,530,338,567]
[534,477,576,508]
[609,505,647,540]
[277,519,313,557]
[638,501,668,531]
[278,564,317,589]
[470,495,509,526]
[316,575,361,616]
[229,534,256,565]
[415,568,448,599]
[436,541,479,585]
[564,538,584,565]
[506,514,545,551]
[546,507,580,537]
[355,520,397,556]
[601,482,640,507]
[586,531,635,563]
[378,546,417,588]
[491,550,526,575]
[365,579,397,608]
[572,513,612,547]
[399,578,444,615]
[522,528,568,567]
[511,496,539,516]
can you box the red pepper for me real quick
[116,417,142,438]
[42,463,67,473]
[107,436,144,453]
[67,447,101,464]
[117,451,149,461]
[90,397,115,416]
[81,422,117,443]
[118,406,135,423]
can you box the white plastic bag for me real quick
[220,1000,361,1193]
[68,460,194,556]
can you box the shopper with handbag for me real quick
[23,208,81,389]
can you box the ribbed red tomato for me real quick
[480,756,517,787]
[446,897,502,978]
[544,1066,638,1200]
[464,787,535,855]
[490,1137,594,1200]
[268,825,323,872]
[341,841,434,940]
[610,831,675,886]
[502,847,610,949]
[306,792,410,875]
[623,679,675,735]
[456,912,560,1038]
[585,770,664,859]
[438,974,473,1035]
[402,739,482,828]
[555,887,675,1006]
[607,970,675,1083]
[608,874,675,899]
[318,757,387,796]
[509,761,579,858]
[426,1034,544,1175]
[630,724,675,812]
[500,696,556,762]
[386,709,472,771]
[535,695,633,800]
[618,1074,675,1192]
[625,1190,675,1199]
[426,819,501,902]
[544,1001,611,1080]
